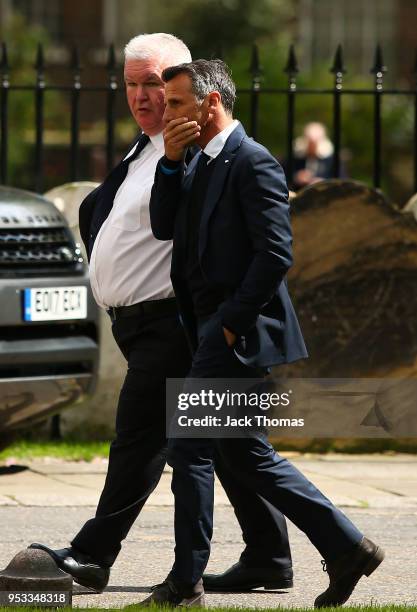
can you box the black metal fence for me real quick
[1,42,417,195]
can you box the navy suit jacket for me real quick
[150,123,308,368]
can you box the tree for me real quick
[141,0,293,57]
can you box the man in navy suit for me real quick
[147,59,384,608]
[29,35,296,596]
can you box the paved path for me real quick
[0,453,416,608]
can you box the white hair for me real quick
[124,33,192,66]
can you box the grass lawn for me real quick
[124,607,417,611]
[0,605,416,611]
[1,437,417,464]
[0,440,111,462]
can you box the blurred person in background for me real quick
[289,122,342,189]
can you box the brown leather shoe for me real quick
[138,578,205,607]
[314,536,385,608]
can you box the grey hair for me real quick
[162,59,236,115]
[124,33,191,66]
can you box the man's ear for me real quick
[207,91,221,114]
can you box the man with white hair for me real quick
[29,33,294,595]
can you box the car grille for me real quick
[0,227,84,277]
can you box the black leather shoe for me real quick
[28,543,110,593]
[314,536,385,608]
[138,579,205,607]
[203,561,293,591]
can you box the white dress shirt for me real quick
[89,132,175,309]
[203,119,239,162]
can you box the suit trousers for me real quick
[71,308,292,569]
[167,313,363,586]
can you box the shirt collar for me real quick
[150,131,165,152]
[123,131,164,161]
[203,119,239,163]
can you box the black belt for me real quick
[107,298,177,322]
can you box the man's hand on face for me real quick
[163,117,201,161]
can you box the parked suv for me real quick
[0,186,99,435]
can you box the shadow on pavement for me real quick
[0,465,28,476]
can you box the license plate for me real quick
[23,286,87,321]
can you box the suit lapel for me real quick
[177,150,203,253]
[198,148,236,258]
[85,133,149,257]
[198,124,246,258]
[100,133,149,211]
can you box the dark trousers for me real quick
[167,313,363,586]
[71,307,292,569]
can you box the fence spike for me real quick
[371,44,387,74]
[70,44,81,73]
[249,44,262,79]
[107,43,116,73]
[0,42,9,72]
[35,42,45,72]
[284,44,299,75]
[330,44,346,74]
